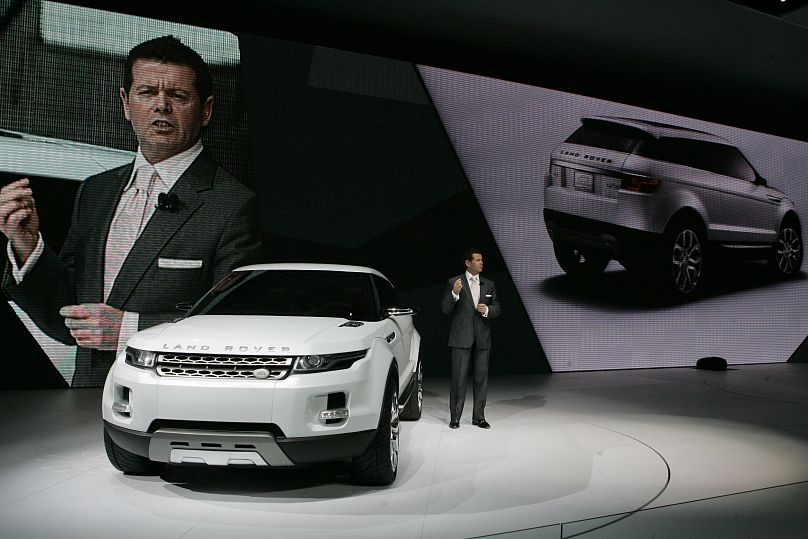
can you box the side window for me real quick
[565,122,643,153]
[372,274,397,312]
[638,138,754,182]
[711,145,755,183]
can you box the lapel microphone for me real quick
[156,193,180,212]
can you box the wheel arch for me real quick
[664,206,707,236]
[782,210,802,230]
[398,356,421,405]
[388,357,399,385]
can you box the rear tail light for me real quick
[620,175,661,193]
[547,165,562,187]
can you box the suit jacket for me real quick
[3,150,262,387]
[440,273,501,349]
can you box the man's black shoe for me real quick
[472,419,491,429]
[449,420,460,429]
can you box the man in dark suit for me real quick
[441,248,501,429]
[0,36,261,387]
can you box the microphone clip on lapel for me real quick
[156,192,180,212]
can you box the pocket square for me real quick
[485,294,493,298]
[158,257,203,269]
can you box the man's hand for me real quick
[477,303,487,314]
[452,278,463,295]
[60,303,124,350]
[0,178,40,266]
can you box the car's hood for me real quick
[128,315,381,355]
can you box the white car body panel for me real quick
[102,263,421,470]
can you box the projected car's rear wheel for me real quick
[664,219,706,298]
[553,243,609,278]
[351,376,399,485]
[769,220,803,276]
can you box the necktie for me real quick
[104,166,159,300]
[470,275,480,306]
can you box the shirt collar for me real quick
[465,270,480,282]
[128,141,204,193]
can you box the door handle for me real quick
[385,332,396,343]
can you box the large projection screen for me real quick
[419,66,808,371]
[1,2,250,387]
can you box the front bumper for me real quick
[103,342,392,452]
[104,420,375,465]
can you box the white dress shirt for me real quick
[451,270,489,317]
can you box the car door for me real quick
[696,144,780,244]
[384,316,410,390]
[373,274,415,389]
[650,138,779,244]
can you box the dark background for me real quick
[3,0,808,387]
[54,0,808,143]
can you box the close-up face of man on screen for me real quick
[1,35,262,387]
[120,43,214,164]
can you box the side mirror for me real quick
[175,301,195,312]
[171,301,195,322]
[383,306,420,317]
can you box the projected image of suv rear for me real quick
[543,116,803,299]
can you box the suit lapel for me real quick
[84,164,132,303]
[106,152,216,307]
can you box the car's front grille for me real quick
[156,353,294,380]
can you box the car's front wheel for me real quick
[769,220,803,276]
[351,376,399,485]
[104,428,162,476]
[663,219,706,298]
[553,243,609,278]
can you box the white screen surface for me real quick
[419,66,808,371]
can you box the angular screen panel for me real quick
[419,66,808,371]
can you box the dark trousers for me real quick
[450,345,490,422]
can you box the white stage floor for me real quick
[1,363,807,538]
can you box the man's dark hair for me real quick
[463,248,483,264]
[124,35,212,102]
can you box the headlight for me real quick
[292,350,368,374]
[124,347,157,369]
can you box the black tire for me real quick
[104,428,162,476]
[662,218,706,298]
[768,219,803,276]
[399,361,423,421]
[351,376,399,486]
[553,243,609,277]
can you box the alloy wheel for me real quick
[389,389,400,472]
[671,229,702,294]
[775,226,802,274]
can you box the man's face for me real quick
[120,59,213,164]
[465,253,484,275]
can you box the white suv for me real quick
[544,116,803,297]
[102,263,422,486]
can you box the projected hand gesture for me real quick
[0,178,40,266]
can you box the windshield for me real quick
[186,270,380,321]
